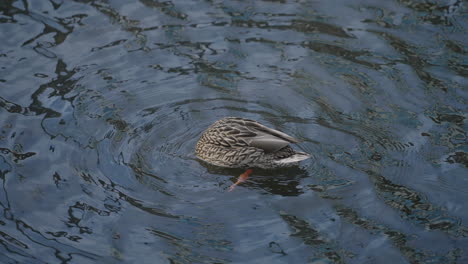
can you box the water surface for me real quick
[0,0,467,263]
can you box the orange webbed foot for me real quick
[228,169,253,192]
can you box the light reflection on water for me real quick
[0,0,467,263]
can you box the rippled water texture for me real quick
[1,0,467,263]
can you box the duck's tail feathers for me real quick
[274,152,311,165]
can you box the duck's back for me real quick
[196,117,310,168]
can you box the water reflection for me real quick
[0,0,467,263]
[200,163,308,196]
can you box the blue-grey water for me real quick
[1,0,467,263]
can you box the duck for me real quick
[195,117,310,169]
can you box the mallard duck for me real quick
[195,117,310,169]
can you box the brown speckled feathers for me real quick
[195,117,310,168]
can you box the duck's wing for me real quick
[223,118,299,153]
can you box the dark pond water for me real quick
[1,0,467,263]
